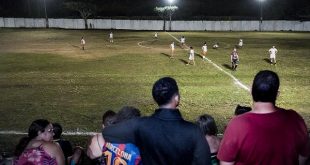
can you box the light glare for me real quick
[168,0,174,5]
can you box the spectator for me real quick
[196,114,221,165]
[53,123,83,165]
[218,70,310,165]
[87,108,142,165]
[14,119,65,165]
[103,77,211,165]
[234,104,251,116]
[87,110,116,163]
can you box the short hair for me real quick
[234,104,252,116]
[152,77,179,106]
[114,106,141,124]
[196,114,218,136]
[102,110,116,127]
[52,123,62,139]
[252,70,279,104]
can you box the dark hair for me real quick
[114,106,141,124]
[15,119,50,156]
[152,77,179,106]
[196,114,218,136]
[102,110,116,127]
[252,70,279,104]
[52,123,62,139]
[234,104,252,115]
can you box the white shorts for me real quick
[270,54,276,58]
[189,54,194,60]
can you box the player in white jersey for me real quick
[180,36,185,48]
[186,46,195,65]
[154,32,158,39]
[170,42,175,58]
[269,46,278,65]
[201,42,208,60]
[109,32,113,43]
[238,39,243,48]
[80,37,86,50]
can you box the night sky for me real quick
[0,0,309,20]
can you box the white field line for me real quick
[0,130,96,136]
[166,32,250,92]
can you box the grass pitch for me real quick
[0,29,310,152]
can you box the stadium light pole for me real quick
[43,0,49,28]
[168,0,174,31]
[258,0,265,31]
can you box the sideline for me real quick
[166,32,250,92]
[0,130,96,136]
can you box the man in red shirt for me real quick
[218,70,310,165]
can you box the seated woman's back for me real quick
[14,119,65,165]
[15,140,58,165]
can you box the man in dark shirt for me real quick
[102,77,211,165]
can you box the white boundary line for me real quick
[0,130,96,136]
[166,32,250,91]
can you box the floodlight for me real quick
[168,0,174,5]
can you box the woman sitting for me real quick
[14,119,65,165]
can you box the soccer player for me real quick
[180,36,185,48]
[109,32,113,43]
[230,48,239,71]
[170,42,175,58]
[186,46,195,65]
[202,42,208,60]
[238,39,243,48]
[154,32,158,39]
[269,46,278,65]
[80,37,85,50]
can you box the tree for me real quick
[154,6,178,31]
[64,1,97,29]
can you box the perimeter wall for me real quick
[0,18,309,31]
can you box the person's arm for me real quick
[102,118,138,144]
[87,133,104,159]
[44,142,65,165]
[220,161,235,165]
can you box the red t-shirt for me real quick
[218,108,309,165]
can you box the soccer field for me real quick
[0,29,310,151]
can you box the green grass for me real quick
[0,29,310,152]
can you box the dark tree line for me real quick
[0,0,309,20]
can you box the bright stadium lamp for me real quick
[258,0,265,31]
[168,0,174,5]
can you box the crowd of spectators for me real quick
[2,70,310,165]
